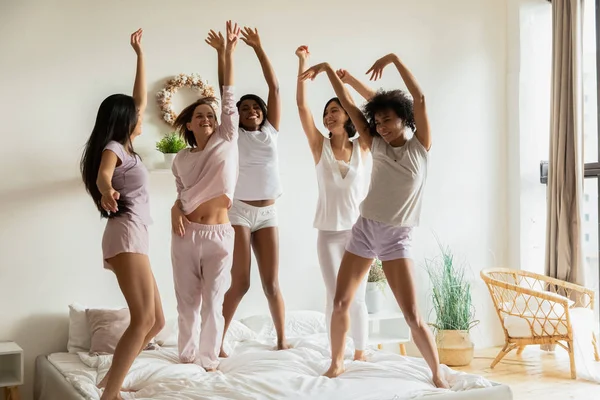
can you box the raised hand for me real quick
[101,189,120,213]
[336,68,352,84]
[295,45,310,60]
[130,28,143,55]
[205,29,225,53]
[366,53,397,81]
[240,27,261,49]
[299,62,329,82]
[225,20,241,51]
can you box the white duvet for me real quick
[51,333,497,400]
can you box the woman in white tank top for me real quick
[295,45,374,361]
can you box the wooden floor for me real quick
[454,346,600,400]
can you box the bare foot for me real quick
[433,375,450,389]
[219,348,229,358]
[204,367,217,372]
[277,340,291,350]
[323,363,345,378]
[353,350,366,361]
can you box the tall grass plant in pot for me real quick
[425,241,479,366]
[366,258,386,314]
[156,132,186,167]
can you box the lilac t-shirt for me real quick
[103,141,152,225]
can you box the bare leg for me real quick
[220,225,251,357]
[98,276,165,391]
[382,258,449,389]
[100,253,157,400]
[252,226,289,350]
[324,251,372,378]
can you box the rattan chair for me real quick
[480,268,599,379]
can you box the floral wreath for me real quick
[156,73,216,125]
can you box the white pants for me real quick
[317,230,368,351]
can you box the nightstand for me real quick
[0,342,23,400]
[367,310,410,355]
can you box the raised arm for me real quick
[130,29,147,115]
[295,45,323,163]
[367,53,430,150]
[205,29,225,96]
[241,27,281,131]
[217,20,241,141]
[300,63,373,150]
[336,69,376,101]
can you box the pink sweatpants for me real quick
[171,222,234,369]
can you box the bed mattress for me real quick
[35,334,512,400]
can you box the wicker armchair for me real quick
[480,268,599,379]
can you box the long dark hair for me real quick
[80,94,138,218]
[236,94,268,130]
[323,98,356,139]
[173,98,218,147]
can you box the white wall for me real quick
[0,0,508,398]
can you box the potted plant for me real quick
[425,241,479,366]
[365,258,386,314]
[156,132,186,167]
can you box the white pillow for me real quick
[67,303,90,353]
[241,310,326,338]
[67,303,123,353]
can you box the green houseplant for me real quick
[366,258,387,314]
[425,240,478,366]
[156,132,186,167]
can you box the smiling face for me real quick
[239,99,264,130]
[374,108,406,144]
[186,104,216,137]
[323,99,350,137]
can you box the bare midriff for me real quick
[186,194,231,225]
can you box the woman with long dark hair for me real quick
[295,45,374,361]
[80,29,164,400]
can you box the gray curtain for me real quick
[545,0,585,287]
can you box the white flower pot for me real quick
[163,153,176,167]
[365,282,385,314]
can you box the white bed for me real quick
[37,310,513,400]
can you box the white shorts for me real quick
[228,199,277,233]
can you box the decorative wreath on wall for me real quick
[156,73,216,125]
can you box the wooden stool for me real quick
[4,386,21,400]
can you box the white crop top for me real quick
[314,139,372,231]
[360,135,428,227]
[234,119,282,201]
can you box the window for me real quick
[582,0,600,328]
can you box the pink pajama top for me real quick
[171,86,239,215]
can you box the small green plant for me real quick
[425,239,479,332]
[156,132,186,154]
[368,258,387,292]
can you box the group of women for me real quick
[80,20,447,400]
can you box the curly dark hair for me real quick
[362,89,416,137]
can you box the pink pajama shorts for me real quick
[345,216,413,261]
[102,216,149,270]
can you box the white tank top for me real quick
[313,139,372,231]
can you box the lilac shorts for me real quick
[345,217,413,261]
[102,216,149,270]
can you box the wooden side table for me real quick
[0,342,23,400]
[368,310,410,355]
